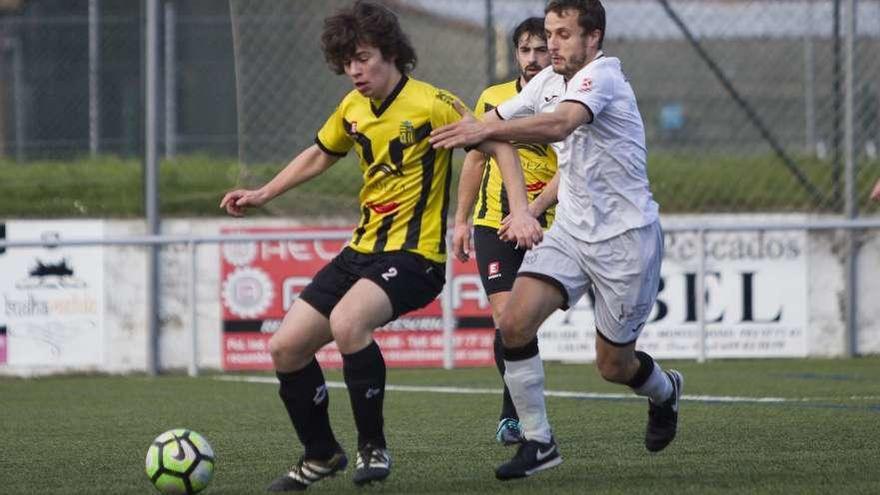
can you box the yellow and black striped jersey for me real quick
[316,76,465,263]
[473,79,557,230]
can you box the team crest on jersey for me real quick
[578,77,593,93]
[399,120,415,145]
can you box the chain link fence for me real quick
[230,0,880,217]
[0,1,877,217]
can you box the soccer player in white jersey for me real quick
[453,16,557,448]
[431,0,683,480]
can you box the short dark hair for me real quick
[512,16,546,48]
[545,0,605,48]
[321,1,417,75]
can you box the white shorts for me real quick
[518,221,663,345]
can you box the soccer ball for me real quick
[145,429,215,494]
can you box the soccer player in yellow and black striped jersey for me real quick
[451,17,558,448]
[220,1,543,491]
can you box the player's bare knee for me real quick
[498,317,530,348]
[596,356,630,384]
[268,333,304,369]
[329,312,365,353]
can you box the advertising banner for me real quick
[0,221,105,367]
[538,230,809,361]
[220,227,495,370]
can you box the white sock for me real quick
[504,354,552,443]
[633,362,673,404]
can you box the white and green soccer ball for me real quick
[145,429,215,494]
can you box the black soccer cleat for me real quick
[267,448,348,492]
[352,444,391,486]
[495,437,563,480]
[645,369,683,453]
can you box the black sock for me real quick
[625,350,655,389]
[502,337,540,361]
[277,358,339,460]
[342,341,387,450]
[494,329,518,421]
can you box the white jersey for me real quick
[496,55,659,243]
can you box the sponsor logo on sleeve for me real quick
[578,77,593,93]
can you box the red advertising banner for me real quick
[220,226,494,370]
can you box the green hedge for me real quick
[1,153,878,218]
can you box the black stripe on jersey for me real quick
[476,160,491,220]
[499,183,510,219]
[438,151,453,254]
[373,213,396,252]
[560,98,595,124]
[354,205,371,245]
[513,142,550,157]
[494,107,505,120]
[343,118,374,163]
[387,122,432,175]
[371,76,409,117]
[314,136,347,157]
[403,146,436,251]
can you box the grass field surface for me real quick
[3,357,880,494]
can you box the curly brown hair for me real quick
[321,1,417,75]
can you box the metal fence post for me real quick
[485,0,495,85]
[843,0,858,357]
[89,0,100,156]
[188,240,199,377]
[145,0,161,375]
[164,0,177,159]
[697,228,707,363]
[442,233,456,370]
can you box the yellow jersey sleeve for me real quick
[315,103,354,157]
[431,89,468,129]
[474,89,490,120]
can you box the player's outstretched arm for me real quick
[430,101,590,149]
[220,144,340,217]
[871,178,880,202]
[477,140,543,250]
[452,150,487,262]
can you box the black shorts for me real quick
[473,225,525,296]
[299,247,445,321]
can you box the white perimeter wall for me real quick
[1,214,878,375]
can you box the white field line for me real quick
[214,375,880,404]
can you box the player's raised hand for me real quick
[871,178,880,202]
[452,220,473,262]
[430,101,488,150]
[500,209,543,250]
[219,188,268,217]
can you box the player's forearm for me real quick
[480,141,529,213]
[259,145,336,200]
[484,112,568,144]
[454,151,486,224]
[529,171,559,216]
